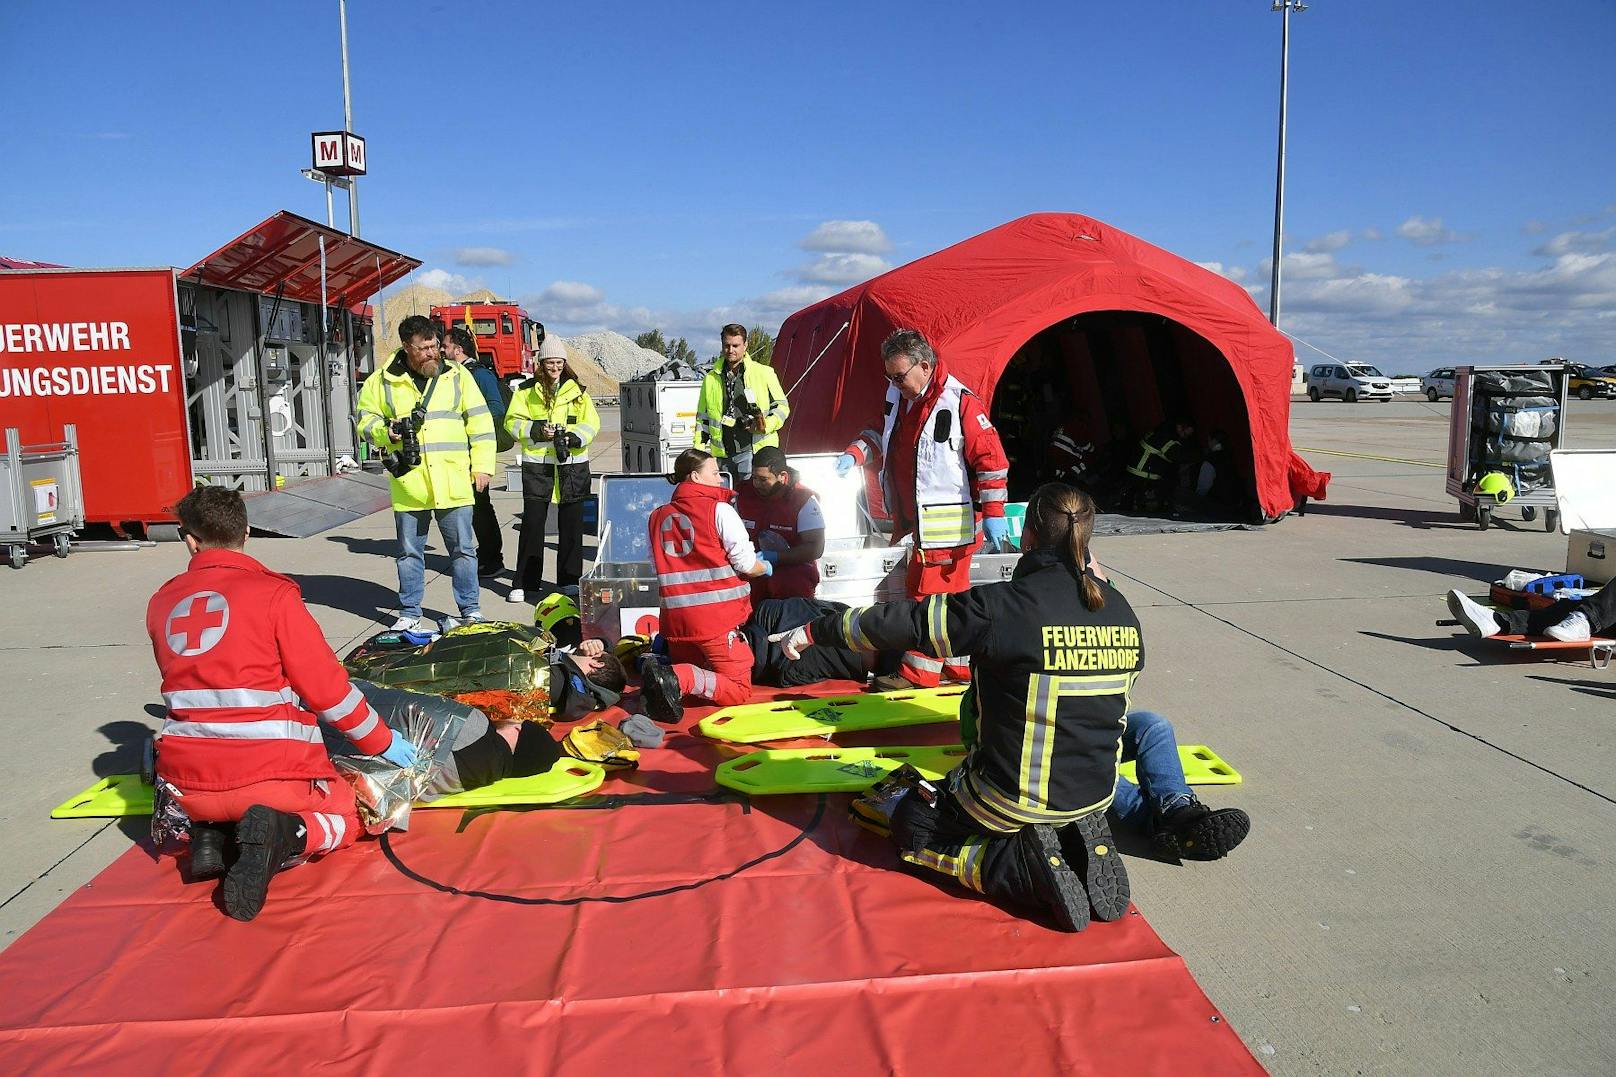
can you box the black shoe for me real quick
[1010,825,1091,933]
[478,566,503,580]
[1151,800,1250,862]
[188,822,233,881]
[1060,812,1131,921]
[638,659,685,724]
[221,806,307,922]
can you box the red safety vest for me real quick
[146,549,392,792]
[649,482,753,641]
[736,481,820,600]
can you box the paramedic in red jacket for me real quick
[639,448,774,722]
[735,445,826,602]
[145,487,418,921]
[837,329,1012,689]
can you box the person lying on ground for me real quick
[771,482,1142,933]
[145,487,419,922]
[1113,710,1250,860]
[1447,576,1616,643]
[745,596,898,688]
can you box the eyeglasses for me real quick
[885,359,920,386]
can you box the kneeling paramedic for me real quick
[145,487,419,922]
[639,448,774,722]
[772,483,1143,932]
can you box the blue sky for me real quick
[3,0,1612,370]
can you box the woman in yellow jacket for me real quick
[504,336,599,603]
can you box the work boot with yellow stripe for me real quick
[1059,811,1131,921]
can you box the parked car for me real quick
[1307,363,1394,402]
[1566,363,1616,400]
[1422,367,1457,401]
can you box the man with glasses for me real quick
[836,329,1011,689]
[357,315,497,632]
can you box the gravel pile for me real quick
[564,331,672,384]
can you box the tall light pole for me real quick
[1269,0,1305,327]
[340,0,360,237]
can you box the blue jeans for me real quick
[395,506,479,619]
[1110,710,1195,826]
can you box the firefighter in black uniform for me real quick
[770,482,1144,932]
[1122,418,1197,514]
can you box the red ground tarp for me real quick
[774,213,1329,518]
[0,688,1261,1075]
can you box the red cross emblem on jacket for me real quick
[165,592,230,656]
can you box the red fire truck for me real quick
[430,301,543,384]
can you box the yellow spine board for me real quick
[698,686,966,744]
[1117,745,1243,786]
[716,745,970,795]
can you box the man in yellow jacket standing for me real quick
[693,323,788,484]
[357,315,497,632]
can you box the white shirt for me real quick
[714,501,758,573]
[797,494,825,534]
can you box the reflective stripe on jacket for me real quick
[146,549,392,792]
[356,352,497,510]
[693,356,789,458]
[649,482,753,640]
[505,377,599,502]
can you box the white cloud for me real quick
[799,220,893,255]
[1304,230,1352,253]
[1531,228,1614,258]
[1362,226,1383,241]
[454,246,517,267]
[1196,261,1248,282]
[415,267,478,294]
[791,252,889,285]
[539,280,605,305]
[1396,215,1472,246]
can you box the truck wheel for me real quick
[1546,509,1560,533]
[1428,389,1439,402]
[1478,504,1491,531]
[1521,506,1537,523]
[1308,386,1320,402]
[1580,386,1593,400]
[1345,388,1358,403]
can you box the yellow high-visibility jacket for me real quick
[693,356,788,459]
[505,376,599,503]
[356,351,496,511]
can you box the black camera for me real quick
[552,426,572,463]
[384,404,427,478]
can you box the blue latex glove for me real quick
[380,734,419,768]
[835,453,857,477]
[756,558,775,577]
[983,515,1010,553]
[756,549,781,566]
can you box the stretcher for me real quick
[714,743,1241,795]
[1437,617,1615,670]
[697,685,966,743]
[49,760,606,820]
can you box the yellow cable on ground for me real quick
[1295,446,1445,468]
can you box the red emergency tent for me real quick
[773,213,1329,519]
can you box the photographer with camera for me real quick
[357,315,497,632]
[505,335,599,604]
[693,323,789,484]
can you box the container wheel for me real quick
[1428,389,1439,402]
[1546,509,1560,533]
[1345,388,1358,403]
[1478,504,1492,531]
[9,545,25,569]
[1522,506,1537,523]
[53,534,69,558]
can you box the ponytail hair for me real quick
[1026,481,1105,611]
[671,447,713,484]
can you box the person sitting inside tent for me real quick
[1447,578,1616,643]
[735,446,826,601]
[770,482,1142,932]
[1122,418,1197,514]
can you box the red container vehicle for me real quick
[430,300,543,383]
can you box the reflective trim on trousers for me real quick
[902,652,945,674]
[163,687,297,710]
[902,838,987,892]
[661,583,752,609]
[158,718,324,744]
[310,811,347,854]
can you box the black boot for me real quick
[1059,811,1131,921]
[985,825,1091,933]
[188,822,233,881]
[1152,800,1250,861]
[221,806,307,922]
[638,659,685,724]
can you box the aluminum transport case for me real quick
[580,453,1023,641]
[1550,450,1616,585]
[618,379,700,473]
[1,425,85,568]
[1446,364,1569,531]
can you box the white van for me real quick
[1307,363,1394,403]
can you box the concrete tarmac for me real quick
[2,399,1614,1074]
